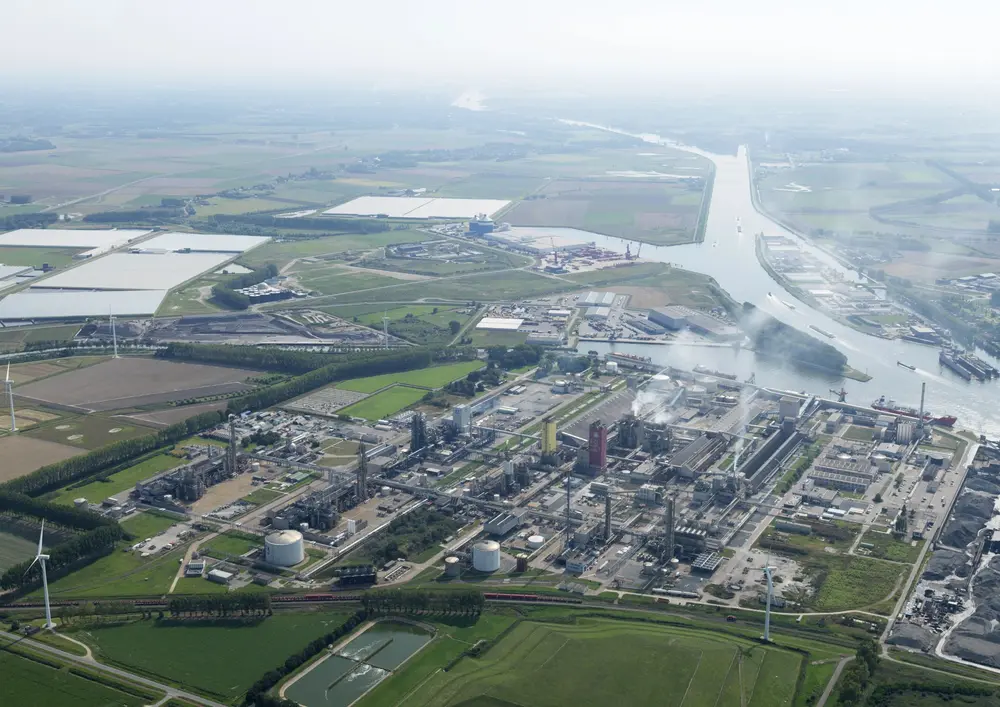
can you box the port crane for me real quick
[829,387,847,402]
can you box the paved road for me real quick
[0,629,224,707]
[816,656,853,707]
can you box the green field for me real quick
[368,617,802,707]
[119,511,181,539]
[338,385,428,420]
[842,425,875,442]
[242,487,283,505]
[0,530,38,572]
[293,264,401,296]
[0,324,81,351]
[810,555,906,611]
[77,612,352,700]
[861,530,923,563]
[200,531,263,560]
[53,454,184,505]
[38,544,185,598]
[26,415,154,450]
[469,329,529,347]
[0,650,146,707]
[0,246,85,268]
[337,360,485,393]
[239,231,427,268]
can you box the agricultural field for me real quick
[25,414,155,450]
[76,611,353,701]
[0,323,81,352]
[290,263,403,296]
[337,360,485,393]
[15,357,257,412]
[0,651,146,707]
[0,530,38,571]
[37,542,187,599]
[52,454,184,504]
[0,435,79,483]
[321,269,567,305]
[240,231,427,269]
[505,178,707,245]
[365,616,803,707]
[7,355,109,385]
[0,245,85,268]
[337,385,428,421]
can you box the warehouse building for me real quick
[579,291,616,307]
[648,305,741,341]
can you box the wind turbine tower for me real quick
[4,363,16,432]
[26,521,54,629]
[110,314,119,358]
[761,558,775,642]
[382,315,390,350]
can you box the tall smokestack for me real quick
[918,382,926,430]
[604,494,612,540]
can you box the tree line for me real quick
[213,212,391,233]
[168,592,271,617]
[361,589,485,617]
[1,524,123,590]
[211,263,279,310]
[0,489,118,530]
[83,207,187,223]
[836,637,880,705]
[244,610,367,706]
[1,409,225,497]
[156,341,341,374]
[1,211,57,230]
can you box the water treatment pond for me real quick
[285,623,432,707]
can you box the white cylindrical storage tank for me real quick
[649,374,672,391]
[695,376,718,393]
[606,361,619,374]
[527,534,545,550]
[380,486,391,497]
[73,498,88,508]
[444,556,461,577]
[472,540,501,572]
[265,530,305,567]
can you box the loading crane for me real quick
[829,387,847,403]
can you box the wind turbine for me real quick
[110,308,119,359]
[761,554,775,642]
[4,362,16,432]
[382,313,390,350]
[25,521,54,629]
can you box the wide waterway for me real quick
[569,126,1000,435]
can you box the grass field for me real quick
[78,612,352,701]
[38,543,186,598]
[0,530,37,571]
[0,245,85,268]
[119,511,181,539]
[469,329,529,347]
[842,425,875,442]
[337,360,484,393]
[0,323,81,351]
[0,650,146,707]
[810,555,906,611]
[239,231,427,268]
[200,531,262,559]
[321,269,567,305]
[293,264,401,296]
[242,487,283,505]
[861,530,923,563]
[368,617,803,707]
[53,454,184,505]
[26,414,154,450]
[338,385,427,420]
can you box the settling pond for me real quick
[285,622,432,707]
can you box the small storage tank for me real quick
[472,540,501,572]
[265,529,305,567]
[380,486,391,497]
[515,553,529,573]
[527,534,545,550]
[73,498,88,508]
[444,556,461,577]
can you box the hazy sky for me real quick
[4,0,996,92]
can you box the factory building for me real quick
[808,470,870,494]
[585,306,611,319]
[525,330,565,346]
[647,305,741,340]
[779,396,801,420]
[453,404,472,433]
[588,420,608,472]
[542,416,558,455]
[338,565,377,586]
[578,291,616,307]
[485,510,525,536]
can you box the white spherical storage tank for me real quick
[265,530,305,567]
[472,540,501,573]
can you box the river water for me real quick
[570,130,1000,435]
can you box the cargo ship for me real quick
[939,349,997,382]
[693,364,738,380]
[809,324,836,339]
[870,395,957,427]
[606,352,652,365]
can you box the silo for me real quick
[472,540,501,572]
[444,556,461,577]
[515,554,529,573]
[264,529,305,566]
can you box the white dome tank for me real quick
[444,556,461,577]
[527,534,545,550]
[472,540,501,572]
[648,374,672,391]
[265,529,304,567]
[695,376,718,393]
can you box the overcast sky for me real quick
[4,0,996,93]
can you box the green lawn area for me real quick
[119,511,180,539]
[861,530,923,563]
[0,650,147,707]
[0,324,81,351]
[469,329,529,347]
[368,617,803,707]
[337,360,485,393]
[53,454,184,505]
[76,612,353,701]
[240,231,427,268]
[242,487,283,505]
[842,425,874,442]
[38,544,186,599]
[156,278,221,316]
[337,385,427,421]
[200,531,263,559]
[294,264,400,296]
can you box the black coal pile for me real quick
[922,548,969,581]
[967,477,1000,495]
[940,490,994,549]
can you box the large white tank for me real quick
[472,540,501,573]
[695,376,718,393]
[527,534,545,550]
[265,530,305,567]
[648,374,672,391]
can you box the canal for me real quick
[569,127,1000,435]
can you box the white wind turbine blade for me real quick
[37,520,45,556]
[24,555,40,575]
[5,362,9,383]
